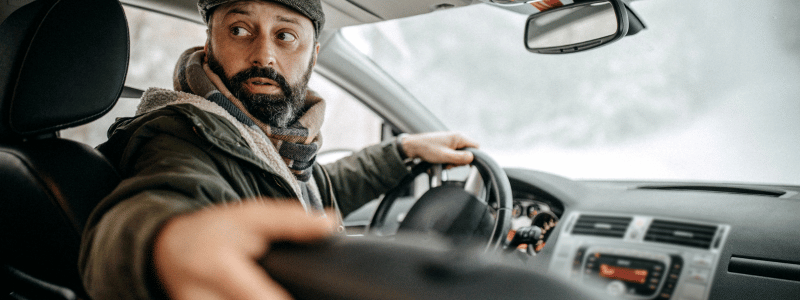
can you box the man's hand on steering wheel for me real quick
[399,132,480,166]
[371,132,513,251]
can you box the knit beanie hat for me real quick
[198,0,325,37]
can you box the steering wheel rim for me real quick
[367,148,513,251]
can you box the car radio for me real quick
[572,247,684,299]
[549,213,728,300]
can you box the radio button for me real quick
[606,281,626,297]
[669,273,679,280]
[664,281,676,290]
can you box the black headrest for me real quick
[0,0,129,141]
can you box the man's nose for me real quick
[250,35,277,67]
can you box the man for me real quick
[79,0,478,299]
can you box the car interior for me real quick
[1,0,799,299]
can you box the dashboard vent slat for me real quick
[571,215,632,238]
[644,220,717,249]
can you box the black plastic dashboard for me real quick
[505,168,800,300]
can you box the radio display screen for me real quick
[581,253,667,297]
[599,264,649,284]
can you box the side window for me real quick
[61,6,382,152]
[309,74,384,162]
[61,6,207,147]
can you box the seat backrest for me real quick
[0,0,129,298]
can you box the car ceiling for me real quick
[117,0,475,28]
[1,0,643,32]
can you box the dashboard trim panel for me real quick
[549,212,731,300]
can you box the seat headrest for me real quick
[0,0,129,141]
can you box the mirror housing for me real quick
[524,0,628,54]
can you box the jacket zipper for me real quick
[271,176,296,199]
[319,166,345,234]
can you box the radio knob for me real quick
[606,280,626,297]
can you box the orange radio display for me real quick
[599,264,649,284]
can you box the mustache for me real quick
[229,66,292,98]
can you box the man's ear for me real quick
[204,41,210,62]
[312,43,320,68]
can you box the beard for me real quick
[207,47,314,128]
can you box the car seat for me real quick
[0,0,128,298]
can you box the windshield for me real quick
[341,0,800,185]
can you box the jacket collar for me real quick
[128,87,306,204]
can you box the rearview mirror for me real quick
[524,0,628,54]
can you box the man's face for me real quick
[205,0,319,127]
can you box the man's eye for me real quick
[277,32,297,42]
[231,27,251,37]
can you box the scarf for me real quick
[173,46,324,182]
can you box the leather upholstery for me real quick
[0,0,128,297]
[0,139,120,296]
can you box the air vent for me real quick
[571,215,632,238]
[644,220,717,249]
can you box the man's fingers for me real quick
[451,133,480,150]
[438,147,474,165]
[155,201,333,300]
[403,131,480,165]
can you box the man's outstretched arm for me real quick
[154,201,334,300]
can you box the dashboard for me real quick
[505,168,800,300]
[341,166,800,299]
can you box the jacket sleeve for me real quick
[79,120,242,300]
[323,139,411,217]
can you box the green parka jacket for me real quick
[79,89,410,300]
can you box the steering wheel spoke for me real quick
[368,148,513,251]
[429,164,444,188]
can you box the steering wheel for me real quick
[367,148,513,251]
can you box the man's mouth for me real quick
[245,78,282,93]
[248,78,278,86]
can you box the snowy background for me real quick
[342,0,800,185]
